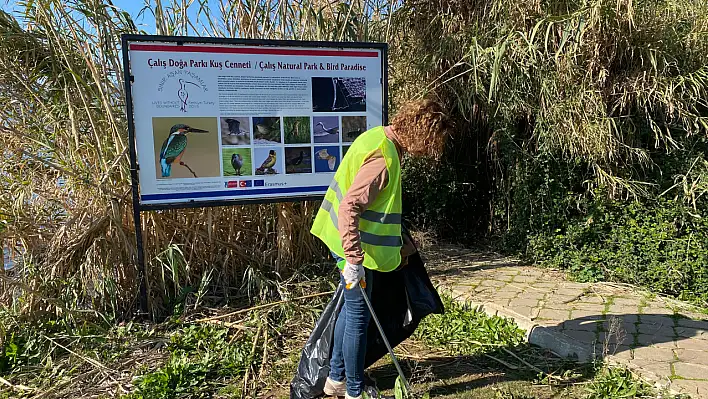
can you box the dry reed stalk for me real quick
[0,0,386,317]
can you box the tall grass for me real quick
[390,0,708,234]
[0,0,396,318]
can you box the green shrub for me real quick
[527,197,708,303]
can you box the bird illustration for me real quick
[224,118,247,136]
[177,79,200,113]
[317,148,337,171]
[314,121,339,137]
[231,153,244,176]
[287,150,306,166]
[256,150,277,174]
[159,124,209,177]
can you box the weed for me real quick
[585,367,648,399]
[414,295,524,354]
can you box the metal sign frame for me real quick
[121,34,388,314]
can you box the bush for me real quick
[528,198,708,304]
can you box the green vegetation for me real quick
[284,117,311,144]
[585,367,652,399]
[1,287,670,399]
[414,296,524,353]
[393,0,708,304]
[122,324,256,399]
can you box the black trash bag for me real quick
[289,284,345,399]
[364,251,443,368]
[290,252,444,399]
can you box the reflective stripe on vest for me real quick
[328,181,401,225]
[321,198,403,247]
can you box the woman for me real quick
[310,98,453,399]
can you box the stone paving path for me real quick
[425,246,708,398]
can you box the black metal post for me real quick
[122,35,149,316]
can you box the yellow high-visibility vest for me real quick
[310,126,402,271]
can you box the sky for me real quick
[0,0,171,33]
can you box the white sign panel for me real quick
[125,37,386,207]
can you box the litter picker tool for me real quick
[359,283,413,395]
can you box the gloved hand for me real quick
[343,261,365,289]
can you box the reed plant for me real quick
[0,0,395,318]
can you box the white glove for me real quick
[342,261,365,289]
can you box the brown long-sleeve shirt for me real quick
[338,126,416,265]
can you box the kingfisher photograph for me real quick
[152,117,220,179]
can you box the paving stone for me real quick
[636,325,676,338]
[508,306,534,318]
[632,347,676,362]
[436,260,708,398]
[536,308,570,321]
[605,305,641,315]
[611,297,642,307]
[627,359,673,378]
[532,282,559,289]
[564,318,603,332]
[675,327,708,340]
[553,288,586,297]
[512,275,539,283]
[677,318,708,330]
[597,332,633,347]
[607,346,633,361]
[636,333,676,348]
[478,279,508,288]
[676,337,708,351]
[639,314,676,326]
[494,290,521,300]
[673,362,708,380]
[640,307,675,315]
[674,349,708,366]
[557,281,588,289]
[573,295,607,304]
[509,298,541,308]
[569,309,606,320]
[570,303,607,313]
[671,379,708,397]
[600,315,639,333]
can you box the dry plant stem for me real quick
[0,376,34,392]
[45,336,113,374]
[501,348,562,381]
[195,290,335,323]
[243,322,263,399]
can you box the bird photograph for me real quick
[158,123,209,178]
[283,116,311,144]
[252,117,281,144]
[315,147,339,172]
[311,77,367,112]
[285,147,312,174]
[313,116,339,143]
[254,148,281,175]
[222,148,252,177]
[342,116,367,142]
[221,117,250,145]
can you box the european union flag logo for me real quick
[254,180,265,187]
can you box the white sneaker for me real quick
[323,377,346,397]
[345,394,362,399]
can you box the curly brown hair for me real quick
[390,98,453,160]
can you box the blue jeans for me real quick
[329,253,373,397]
